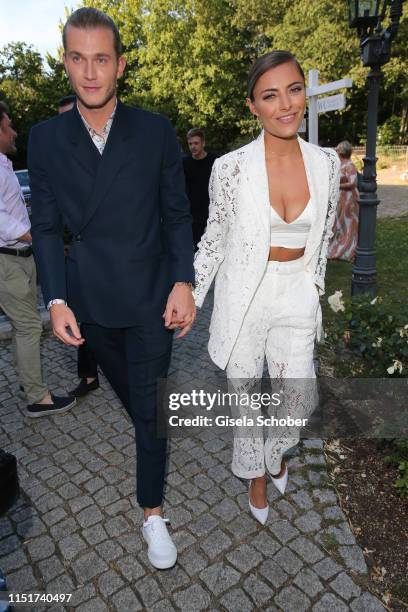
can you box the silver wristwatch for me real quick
[47,299,67,311]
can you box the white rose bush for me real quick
[325,292,408,497]
[325,292,408,378]
[328,290,345,313]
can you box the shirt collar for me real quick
[77,99,117,135]
[0,152,13,171]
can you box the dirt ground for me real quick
[326,438,408,611]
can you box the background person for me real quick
[328,140,359,261]
[58,95,76,114]
[0,101,75,417]
[183,128,217,249]
[193,51,340,525]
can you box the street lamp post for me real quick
[347,0,405,296]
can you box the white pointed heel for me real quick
[248,481,269,525]
[270,462,288,495]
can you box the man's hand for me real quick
[50,304,84,346]
[163,283,196,339]
[17,231,32,243]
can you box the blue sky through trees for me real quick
[0,0,77,57]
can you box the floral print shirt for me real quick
[78,100,117,155]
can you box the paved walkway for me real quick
[0,292,386,611]
[377,184,408,218]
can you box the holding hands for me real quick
[163,282,196,338]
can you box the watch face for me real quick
[47,299,66,310]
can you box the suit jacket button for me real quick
[75,234,82,242]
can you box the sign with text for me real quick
[317,93,346,114]
[307,70,352,144]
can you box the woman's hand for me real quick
[163,283,196,338]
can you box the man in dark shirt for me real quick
[182,128,217,249]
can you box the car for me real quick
[15,169,31,214]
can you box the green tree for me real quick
[381,9,408,143]
[232,0,407,144]
[4,0,405,165]
[0,43,70,167]
[87,0,254,150]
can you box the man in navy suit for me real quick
[28,7,195,570]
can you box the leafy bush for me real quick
[377,116,402,145]
[377,158,390,170]
[352,156,363,172]
[325,291,408,496]
[384,439,408,497]
[326,291,408,377]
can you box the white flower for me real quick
[328,290,345,313]
[370,297,378,305]
[372,337,382,348]
[387,360,403,375]
[394,360,403,373]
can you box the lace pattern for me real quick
[314,148,341,294]
[193,136,341,370]
[193,152,243,307]
[194,143,340,306]
[226,265,318,478]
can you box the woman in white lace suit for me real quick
[193,51,340,524]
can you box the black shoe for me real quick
[68,377,99,398]
[27,394,76,418]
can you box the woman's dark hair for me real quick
[63,7,122,58]
[247,51,305,101]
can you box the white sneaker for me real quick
[142,516,177,569]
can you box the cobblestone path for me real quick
[0,291,386,611]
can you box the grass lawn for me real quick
[323,215,408,324]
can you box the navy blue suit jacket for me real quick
[28,101,194,327]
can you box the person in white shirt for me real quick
[0,101,75,417]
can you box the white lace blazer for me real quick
[193,131,341,370]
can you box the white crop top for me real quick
[270,199,312,248]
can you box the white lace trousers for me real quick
[226,257,318,478]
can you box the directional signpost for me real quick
[306,70,353,144]
[317,93,346,114]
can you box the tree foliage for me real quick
[0,0,406,165]
[85,0,408,148]
[0,43,69,167]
